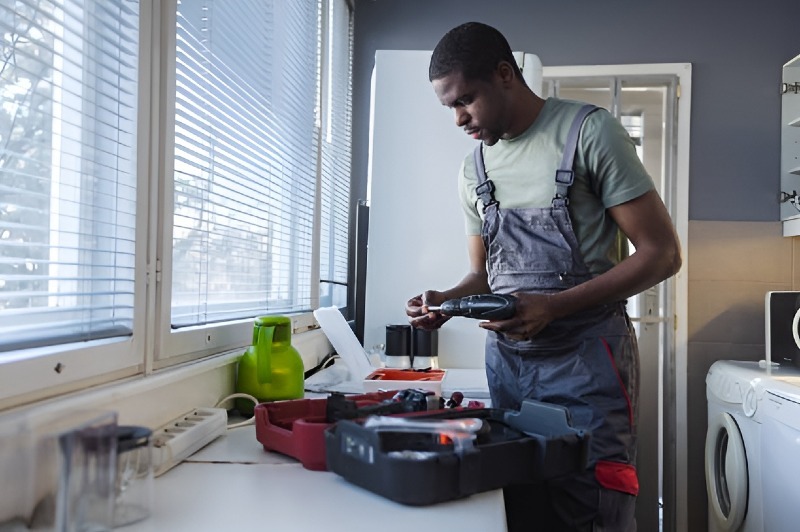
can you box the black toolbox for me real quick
[324,399,590,506]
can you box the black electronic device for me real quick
[766,291,800,367]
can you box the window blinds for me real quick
[318,0,352,309]
[0,0,138,352]
[171,0,321,327]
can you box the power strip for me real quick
[151,407,228,477]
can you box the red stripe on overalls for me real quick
[596,337,639,496]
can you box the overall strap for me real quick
[473,144,498,213]
[553,104,599,207]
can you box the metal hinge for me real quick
[147,259,162,285]
[782,82,800,94]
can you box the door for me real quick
[542,72,683,532]
[705,412,749,531]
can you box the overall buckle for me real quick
[476,180,499,213]
[555,169,574,186]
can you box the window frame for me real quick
[0,0,353,406]
[153,0,340,367]
[0,0,151,406]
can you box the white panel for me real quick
[521,53,543,94]
[364,50,485,368]
[364,50,541,369]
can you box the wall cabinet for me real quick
[781,53,800,235]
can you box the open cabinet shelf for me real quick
[781,52,800,235]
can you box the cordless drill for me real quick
[427,293,517,320]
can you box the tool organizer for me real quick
[324,399,590,506]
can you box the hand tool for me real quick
[426,293,517,320]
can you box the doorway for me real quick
[542,65,691,532]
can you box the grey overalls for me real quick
[473,105,639,531]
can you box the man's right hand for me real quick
[406,290,451,330]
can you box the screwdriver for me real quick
[426,294,517,320]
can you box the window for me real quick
[0,0,353,404]
[318,0,352,310]
[620,113,644,161]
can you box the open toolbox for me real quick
[254,389,449,471]
[324,399,590,506]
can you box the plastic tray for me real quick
[362,368,446,394]
[254,390,403,471]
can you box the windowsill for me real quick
[0,328,332,431]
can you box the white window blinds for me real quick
[0,0,139,352]
[170,0,322,327]
[318,0,352,309]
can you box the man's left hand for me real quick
[478,292,553,340]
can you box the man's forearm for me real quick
[546,243,681,321]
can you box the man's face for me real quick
[432,69,509,146]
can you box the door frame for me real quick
[543,63,691,532]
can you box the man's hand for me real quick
[478,292,553,340]
[406,290,451,330]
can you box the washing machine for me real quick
[706,361,764,531]
[757,370,800,531]
[706,360,800,532]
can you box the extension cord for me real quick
[151,407,228,477]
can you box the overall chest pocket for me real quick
[484,209,576,275]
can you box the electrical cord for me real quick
[303,352,340,379]
[322,354,339,369]
[215,393,259,429]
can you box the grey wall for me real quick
[351,0,800,222]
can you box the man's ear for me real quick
[495,61,517,86]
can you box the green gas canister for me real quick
[235,316,304,414]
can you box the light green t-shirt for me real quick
[458,98,655,275]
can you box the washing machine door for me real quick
[705,412,749,531]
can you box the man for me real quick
[406,22,681,532]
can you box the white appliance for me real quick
[706,360,800,531]
[363,49,541,369]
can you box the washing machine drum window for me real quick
[706,412,749,531]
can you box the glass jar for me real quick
[113,425,153,527]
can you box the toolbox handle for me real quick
[503,399,586,439]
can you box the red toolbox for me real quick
[255,390,419,471]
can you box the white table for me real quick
[127,414,506,531]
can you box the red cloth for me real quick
[595,460,639,496]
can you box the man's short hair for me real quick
[429,22,523,83]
